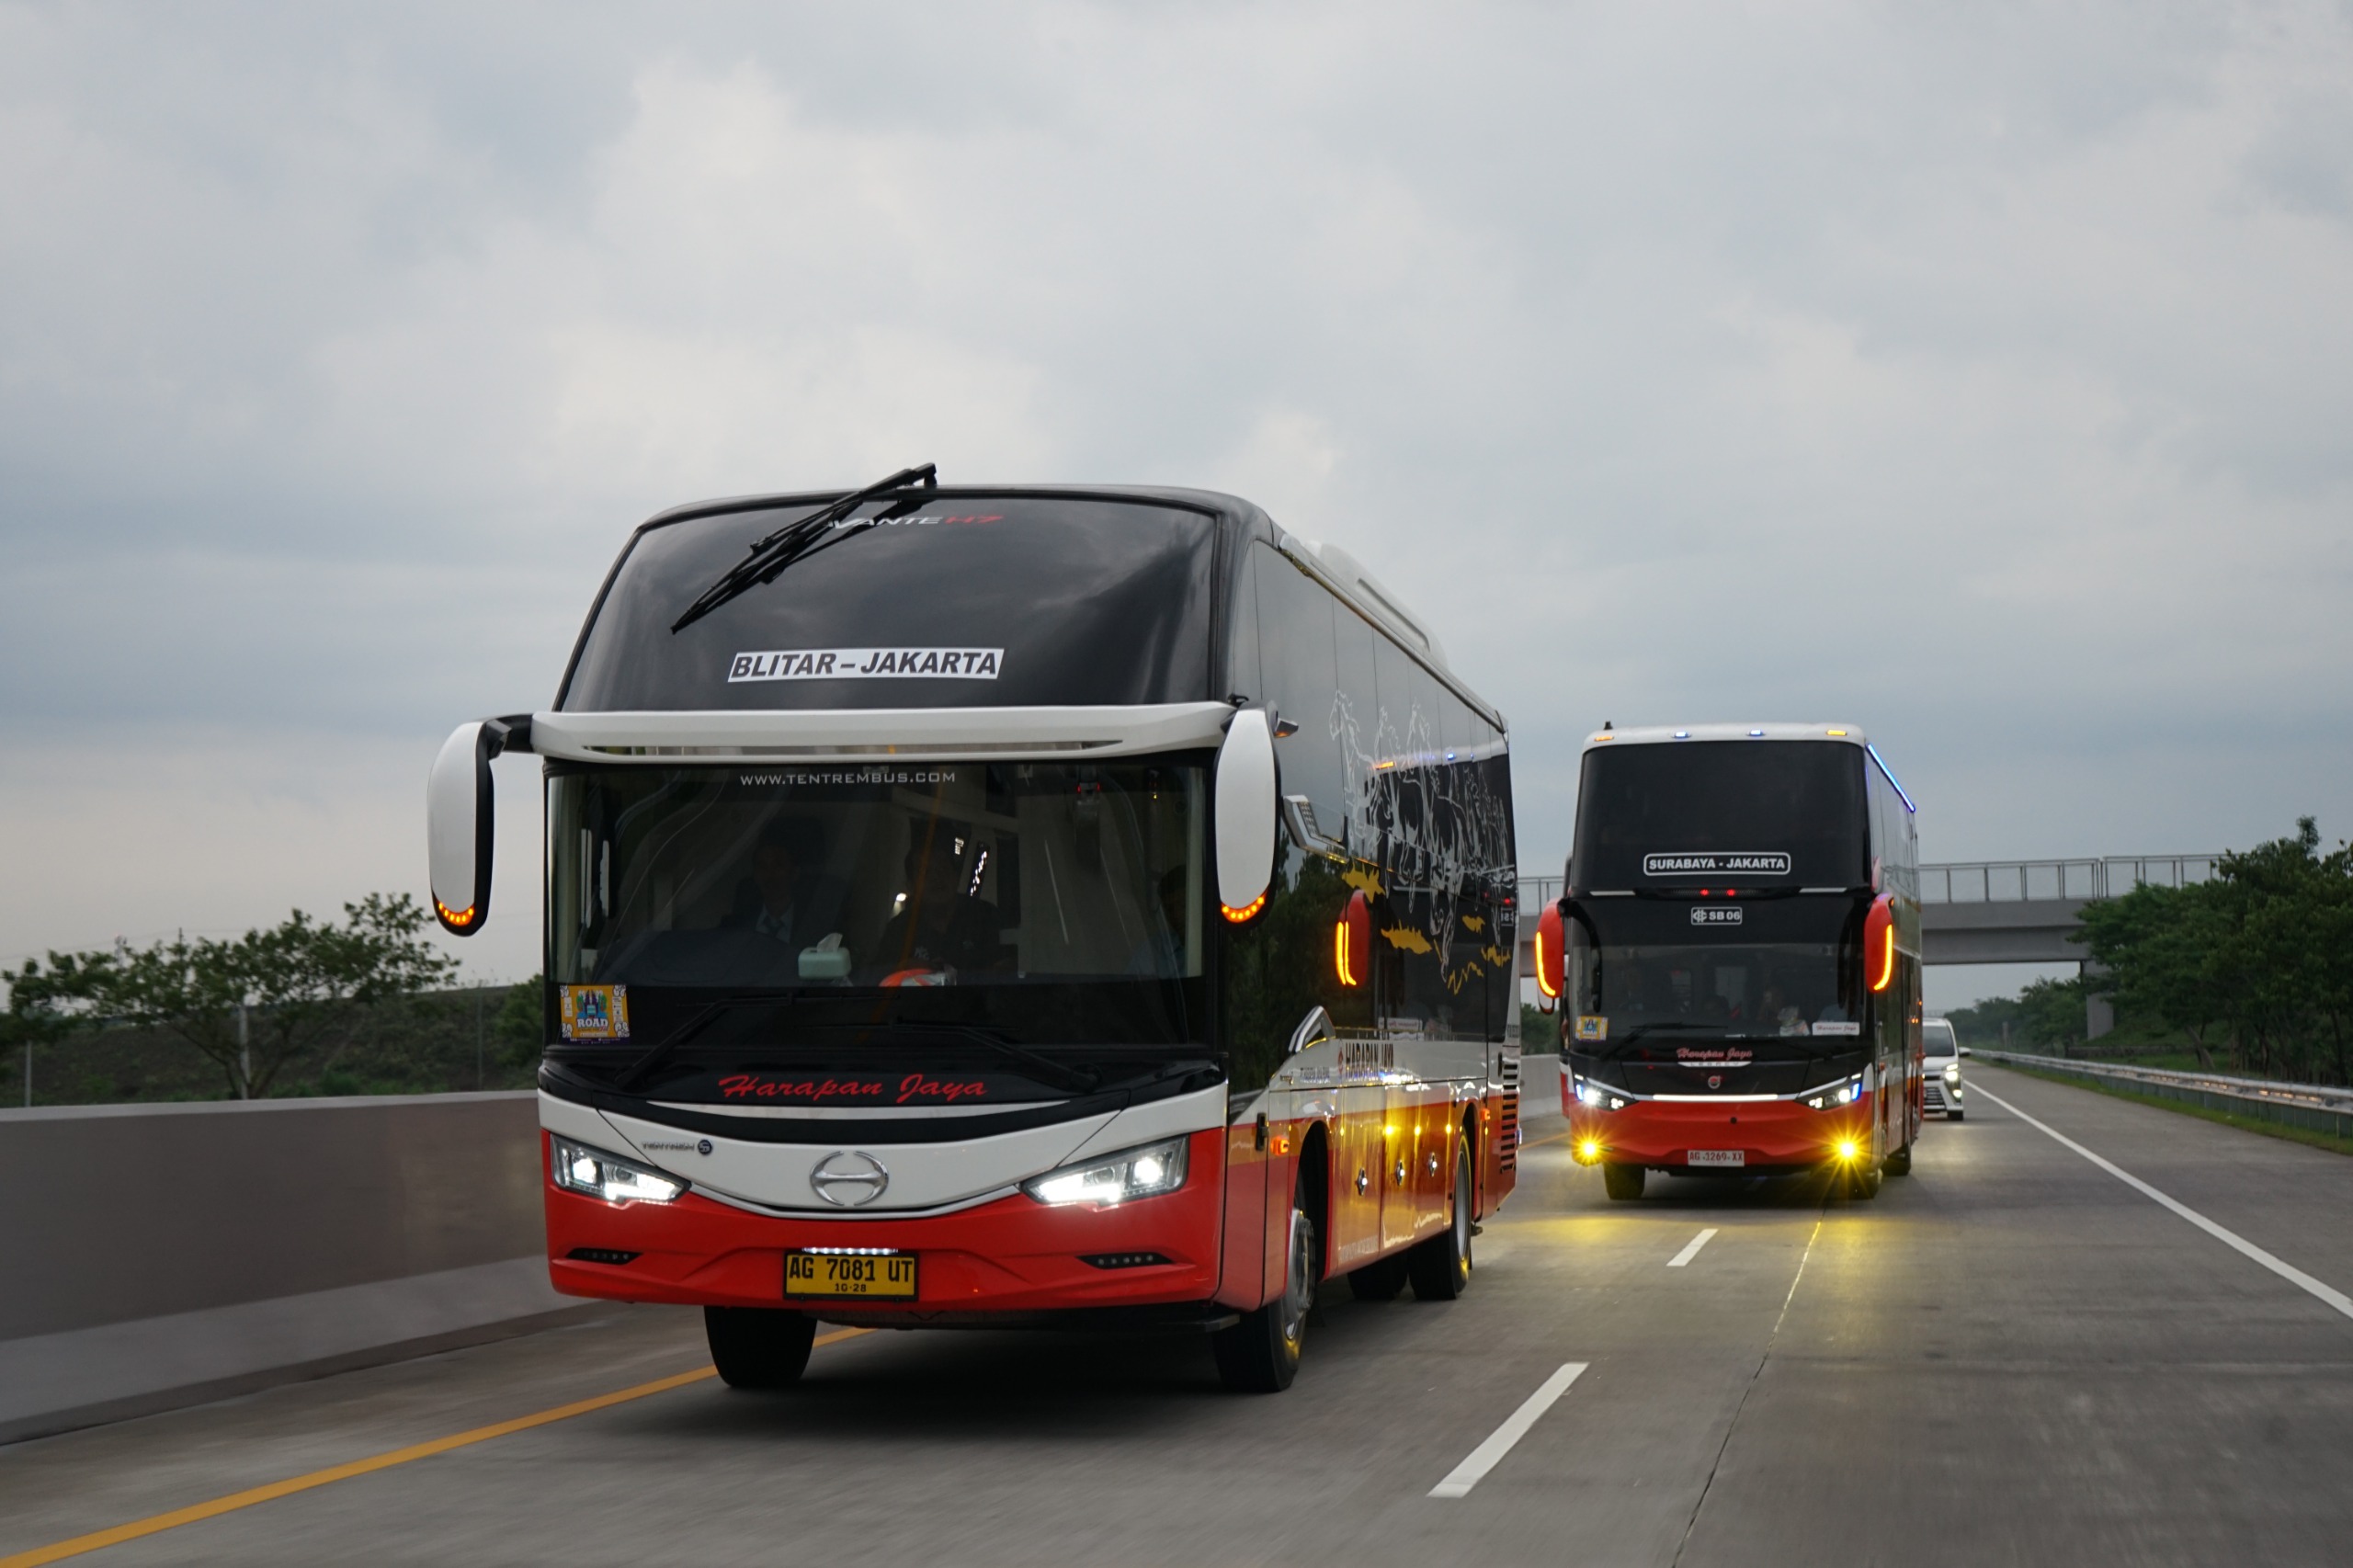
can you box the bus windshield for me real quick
[1573,741,1867,891]
[547,760,1207,1048]
[1566,897,1864,1044]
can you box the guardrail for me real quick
[1975,1051,2353,1140]
[1920,857,2220,904]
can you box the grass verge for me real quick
[1993,1063,2353,1158]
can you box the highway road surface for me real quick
[6,1064,2353,1566]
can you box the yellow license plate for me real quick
[785,1252,917,1300]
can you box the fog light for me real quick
[1576,1139,1604,1165]
[1836,1139,1860,1162]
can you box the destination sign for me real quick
[1642,851,1790,877]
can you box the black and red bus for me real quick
[426,471,1520,1392]
[1535,723,1922,1199]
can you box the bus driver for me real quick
[874,831,1002,978]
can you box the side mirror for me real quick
[1534,901,1565,1000]
[1214,708,1277,921]
[427,721,506,936]
[1288,1006,1332,1056]
[1864,894,1896,992]
[1958,1045,1973,1058]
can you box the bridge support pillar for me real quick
[2082,962,2114,1041]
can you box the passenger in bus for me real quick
[874,832,1005,976]
[719,819,834,949]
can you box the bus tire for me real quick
[1602,1162,1646,1201]
[1845,1161,1884,1200]
[1406,1132,1475,1301]
[1884,1143,1913,1176]
[704,1307,815,1389]
[1347,1253,1410,1301]
[1214,1175,1318,1392]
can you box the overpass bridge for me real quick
[1515,855,2220,1037]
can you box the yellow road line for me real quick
[2,1327,870,1567]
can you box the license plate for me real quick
[1687,1150,1745,1167]
[785,1252,918,1300]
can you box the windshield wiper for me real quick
[669,462,938,633]
[866,1023,1103,1095]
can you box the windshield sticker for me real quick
[1689,905,1745,926]
[729,648,1003,683]
[1813,1020,1862,1036]
[736,768,959,787]
[559,984,630,1041]
[1574,1015,1608,1042]
[1643,852,1791,877]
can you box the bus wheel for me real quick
[1407,1132,1475,1301]
[1214,1176,1318,1392]
[1845,1161,1884,1201]
[704,1307,815,1389]
[1602,1162,1646,1201]
[1348,1254,1410,1301]
[1884,1143,1913,1176]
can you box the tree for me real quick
[17,895,456,1099]
[2018,974,2087,1054]
[494,976,546,1071]
[2075,818,2353,1083]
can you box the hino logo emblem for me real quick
[810,1151,890,1207]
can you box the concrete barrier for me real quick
[0,1092,592,1445]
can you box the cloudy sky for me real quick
[4,2,2348,1006]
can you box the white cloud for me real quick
[2,0,2350,983]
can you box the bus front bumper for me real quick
[544,1127,1229,1317]
[1565,1096,1876,1174]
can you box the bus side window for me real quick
[1252,544,1344,852]
[1225,544,1262,701]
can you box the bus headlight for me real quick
[551,1135,686,1205]
[1802,1081,1862,1111]
[1023,1137,1189,1207]
[1574,1079,1628,1112]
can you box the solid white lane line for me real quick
[1428,1362,1587,1499]
[1974,1083,2353,1323]
[1667,1228,1719,1267]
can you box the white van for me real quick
[1922,1017,1966,1119]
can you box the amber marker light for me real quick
[434,898,478,931]
[1335,890,1371,985]
[1576,1139,1604,1165]
[1836,1139,1861,1162]
[1864,895,1897,993]
[1220,890,1268,924]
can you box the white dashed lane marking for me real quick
[1428,1362,1587,1499]
[1667,1228,1719,1267]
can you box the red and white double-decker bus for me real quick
[427,471,1519,1392]
[1535,724,1922,1199]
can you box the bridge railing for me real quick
[1522,859,2224,908]
[1919,856,2221,904]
